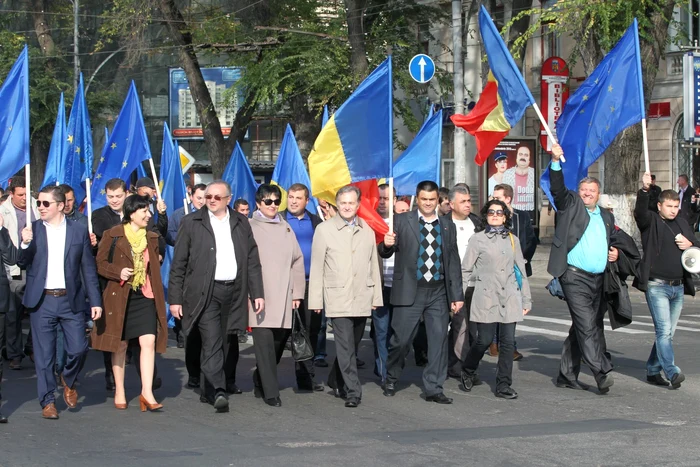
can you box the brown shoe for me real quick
[42,403,59,420]
[513,350,524,361]
[488,343,499,357]
[61,375,78,408]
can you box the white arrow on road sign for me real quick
[409,54,435,84]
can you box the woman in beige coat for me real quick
[308,186,383,407]
[249,184,305,407]
[459,199,531,400]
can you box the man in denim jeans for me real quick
[634,172,699,389]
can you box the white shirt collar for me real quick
[43,215,67,230]
[208,209,230,224]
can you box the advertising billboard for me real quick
[486,139,537,221]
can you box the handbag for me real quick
[290,308,314,362]
[509,233,523,289]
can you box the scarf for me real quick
[123,225,148,291]
[485,225,509,238]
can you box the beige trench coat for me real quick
[461,231,532,323]
[308,215,383,317]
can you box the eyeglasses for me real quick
[36,200,58,208]
[487,209,505,217]
[205,194,230,201]
[261,198,281,206]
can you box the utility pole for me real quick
[73,0,80,90]
[452,0,466,184]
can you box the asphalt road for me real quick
[2,278,700,466]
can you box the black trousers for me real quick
[184,326,202,380]
[386,285,449,397]
[252,327,291,399]
[559,268,613,384]
[294,284,322,386]
[462,322,515,391]
[3,277,26,361]
[327,317,366,400]
[448,287,476,374]
[199,281,235,396]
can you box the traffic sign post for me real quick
[409,54,435,84]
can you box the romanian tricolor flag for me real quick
[271,124,319,214]
[451,6,535,166]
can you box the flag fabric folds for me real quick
[352,179,389,243]
[540,19,645,207]
[64,73,94,203]
[393,109,443,196]
[271,124,320,213]
[222,141,258,209]
[451,6,535,166]
[90,81,152,210]
[309,57,393,204]
[42,93,67,189]
[321,105,329,128]
[0,45,30,184]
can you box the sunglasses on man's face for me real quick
[36,200,57,208]
[261,198,281,206]
[487,209,505,217]
[205,194,230,201]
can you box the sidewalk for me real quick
[530,243,552,280]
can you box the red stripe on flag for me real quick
[352,179,390,243]
[472,129,509,166]
[450,80,499,133]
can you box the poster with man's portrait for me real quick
[486,139,537,220]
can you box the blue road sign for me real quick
[409,54,435,84]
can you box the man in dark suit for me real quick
[18,185,102,419]
[134,177,168,238]
[279,183,324,391]
[170,180,264,413]
[547,144,617,394]
[676,174,698,227]
[379,181,464,404]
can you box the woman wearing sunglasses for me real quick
[91,195,168,412]
[458,199,531,400]
[248,184,305,407]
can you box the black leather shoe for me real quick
[460,370,474,392]
[597,374,614,394]
[176,334,185,348]
[472,374,483,386]
[199,394,213,405]
[425,393,453,404]
[313,383,324,392]
[556,376,589,391]
[264,397,282,407]
[345,398,360,408]
[356,358,365,368]
[314,359,328,368]
[214,392,229,413]
[495,387,518,400]
[226,383,242,395]
[0,412,7,423]
[671,373,685,389]
[331,388,347,399]
[646,374,670,387]
[187,376,200,389]
[382,382,396,397]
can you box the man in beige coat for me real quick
[308,185,383,408]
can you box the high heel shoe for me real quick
[139,395,163,412]
[114,401,128,410]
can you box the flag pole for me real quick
[641,119,650,172]
[24,164,30,228]
[148,157,162,199]
[410,195,415,211]
[388,177,394,232]
[183,197,189,215]
[531,103,565,163]
[85,178,93,234]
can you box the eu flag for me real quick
[393,109,443,196]
[271,124,320,213]
[64,74,94,203]
[90,81,152,209]
[222,141,258,209]
[42,93,67,189]
[0,45,29,184]
[541,19,644,206]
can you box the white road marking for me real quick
[525,315,650,334]
[516,324,569,337]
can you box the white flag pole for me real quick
[148,157,162,200]
[531,103,565,163]
[183,197,189,215]
[388,177,394,232]
[85,178,93,234]
[24,164,30,227]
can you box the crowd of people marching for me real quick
[0,143,696,423]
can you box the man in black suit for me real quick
[676,174,698,227]
[547,144,617,394]
[379,181,464,404]
[18,186,102,419]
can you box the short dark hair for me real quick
[122,194,151,224]
[255,183,282,203]
[479,199,512,230]
[438,187,450,203]
[39,185,66,204]
[659,189,680,204]
[58,184,75,195]
[651,174,657,181]
[9,176,25,192]
[192,183,207,195]
[288,183,310,199]
[105,178,127,193]
[493,183,514,200]
[378,183,396,197]
[679,174,689,183]
[233,198,249,209]
[416,180,439,196]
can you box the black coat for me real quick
[378,210,463,306]
[92,205,167,254]
[633,189,700,295]
[168,207,264,336]
[0,226,19,314]
[511,208,537,277]
[603,227,641,329]
[678,186,700,226]
[547,167,615,278]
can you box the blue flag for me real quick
[159,122,186,328]
[541,19,644,207]
[64,74,94,203]
[271,124,320,214]
[136,162,148,180]
[42,93,67,189]
[322,105,329,128]
[90,81,152,209]
[0,45,29,184]
[393,109,443,196]
[222,141,258,210]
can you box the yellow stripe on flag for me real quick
[480,73,512,132]
[270,181,288,212]
[308,115,352,203]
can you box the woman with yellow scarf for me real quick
[92,195,168,411]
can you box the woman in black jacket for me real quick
[0,214,20,423]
